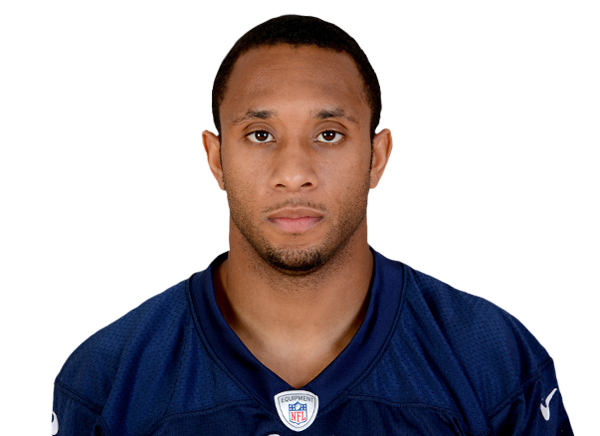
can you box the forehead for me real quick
[220,45,369,127]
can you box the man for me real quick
[52,15,572,435]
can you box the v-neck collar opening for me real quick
[188,248,406,413]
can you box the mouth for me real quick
[266,208,325,233]
[268,216,323,233]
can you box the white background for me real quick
[0,0,600,435]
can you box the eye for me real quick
[247,131,274,143]
[316,131,343,143]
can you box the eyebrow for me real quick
[229,107,360,127]
[230,110,275,126]
[312,108,359,125]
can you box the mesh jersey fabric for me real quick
[53,249,573,435]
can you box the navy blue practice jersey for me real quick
[53,249,573,435]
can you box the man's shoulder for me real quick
[400,264,551,411]
[53,268,255,434]
[375,253,547,358]
[405,266,549,364]
[55,278,192,410]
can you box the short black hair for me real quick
[212,15,381,141]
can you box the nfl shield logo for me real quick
[274,390,319,432]
[289,401,307,424]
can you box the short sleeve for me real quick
[487,360,573,435]
[53,381,108,436]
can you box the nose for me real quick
[269,138,318,193]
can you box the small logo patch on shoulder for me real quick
[274,390,319,432]
[540,388,558,421]
[51,411,59,435]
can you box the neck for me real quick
[213,219,373,388]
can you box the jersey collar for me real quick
[188,248,406,414]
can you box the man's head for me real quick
[203,16,392,275]
[212,15,382,142]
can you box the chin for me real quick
[261,245,327,275]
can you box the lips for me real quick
[266,208,325,233]
[269,216,323,232]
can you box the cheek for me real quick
[222,153,268,210]
[322,152,370,188]
[320,156,371,214]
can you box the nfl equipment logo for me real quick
[274,390,319,432]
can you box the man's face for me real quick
[215,44,377,274]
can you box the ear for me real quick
[202,130,225,190]
[370,128,393,188]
